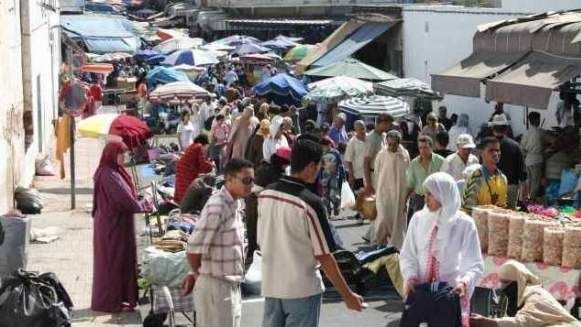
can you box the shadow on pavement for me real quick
[39,187,94,195]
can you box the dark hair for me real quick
[297,132,321,144]
[417,135,433,148]
[216,114,225,120]
[291,139,322,174]
[376,113,394,123]
[479,136,500,150]
[194,134,209,145]
[321,122,330,133]
[528,112,541,126]
[224,158,253,177]
[181,110,190,120]
[435,131,449,147]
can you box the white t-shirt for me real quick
[177,121,195,150]
[344,136,366,180]
[440,152,480,181]
[262,135,288,163]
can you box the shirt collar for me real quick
[220,186,235,205]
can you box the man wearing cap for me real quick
[329,113,349,149]
[441,134,479,181]
[490,114,526,209]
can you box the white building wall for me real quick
[0,0,25,214]
[501,0,581,13]
[19,0,61,188]
[402,5,567,137]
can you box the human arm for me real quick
[456,219,484,298]
[182,253,202,295]
[103,171,147,214]
[363,156,374,194]
[399,216,420,297]
[344,141,355,186]
[195,147,213,174]
[316,253,365,311]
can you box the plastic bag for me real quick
[0,269,71,327]
[340,181,356,209]
[35,155,56,176]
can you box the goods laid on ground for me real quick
[471,205,581,268]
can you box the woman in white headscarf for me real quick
[448,113,473,151]
[470,260,579,327]
[400,172,484,327]
[262,115,288,163]
[227,105,259,160]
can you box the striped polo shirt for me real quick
[257,176,337,299]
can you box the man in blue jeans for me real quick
[258,137,365,327]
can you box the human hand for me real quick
[404,279,416,298]
[453,282,467,298]
[364,185,375,196]
[343,291,366,312]
[181,273,196,296]
[469,314,497,327]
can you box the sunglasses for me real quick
[232,175,254,186]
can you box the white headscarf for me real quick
[269,115,284,138]
[421,172,462,255]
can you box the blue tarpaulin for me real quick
[253,73,307,106]
[135,49,160,61]
[312,23,392,68]
[146,66,190,89]
[61,14,139,54]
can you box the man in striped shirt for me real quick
[182,158,254,327]
[258,137,365,327]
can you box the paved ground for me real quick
[26,135,403,326]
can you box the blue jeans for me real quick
[263,293,322,327]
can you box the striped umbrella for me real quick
[153,37,205,54]
[149,81,211,103]
[338,95,409,119]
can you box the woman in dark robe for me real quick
[91,141,150,312]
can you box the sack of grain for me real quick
[472,206,491,253]
[487,210,510,256]
[522,220,559,262]
[543,227,564,266]
[562,227,581,268]
[507,214,526,259]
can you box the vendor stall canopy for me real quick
[339,95,409,120]
[432,10,581,109]
[61,14,140,54]
[374,78,441,100]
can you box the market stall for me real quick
[471,205,581,313]
[338,94,409,128]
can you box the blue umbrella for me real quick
[261,39,294,50]
[146,66,190,89]
[146,54,167,65]
[135,49,159,61]
[233,42,270,56]
[161,49,220,66]
[253,73,307,106]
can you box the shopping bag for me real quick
[340,181,356,209]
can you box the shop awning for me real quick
[485,51,581,109]
[311,22,394,68]
[431,51,527,97]
[62,14,139,54]
[296,20,365,73]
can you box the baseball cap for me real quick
[456,134,476,149]
[337,113,347,121]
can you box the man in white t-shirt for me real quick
[344,120,366,191]
[441,133,479,181]
[258,138,365,327]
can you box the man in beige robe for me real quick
[373,130,410,249]
[471,260,579,327]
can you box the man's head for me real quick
[426,112,438,128]
[375,113,394,133]
[438,106,447,119]
[224,158,254,199]
[291,138,323,184]
[499,260,541,315]
[320,123,331,137]
[480,136,501,167]
[495,102,504,113]
[434,131,449,151]
[320,137,333,153]
[528,111,541,127]
[335,113,347,129]
[386,130,401,153]
[417,135,433,159]
[353,120,366,139]
[455,133,476,161]
[490,113,510,138]
[194,134,210,153]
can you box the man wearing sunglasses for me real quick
[258,138,366,327]
[183,158,254,327]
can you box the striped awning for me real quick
[338,95,409,118]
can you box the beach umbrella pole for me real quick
[70,116,76,210]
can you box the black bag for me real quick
[0,269,72,327]
[0,219,4,246]
[323,250,371,295]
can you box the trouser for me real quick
[407,193,425,223]
[194,275,241,327]
[400,282,462,327]
[526,164,543,199]
[507,184,520,209]
[263,293,322,327]
[244,193,259,264]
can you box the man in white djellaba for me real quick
[400,172,484,327]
